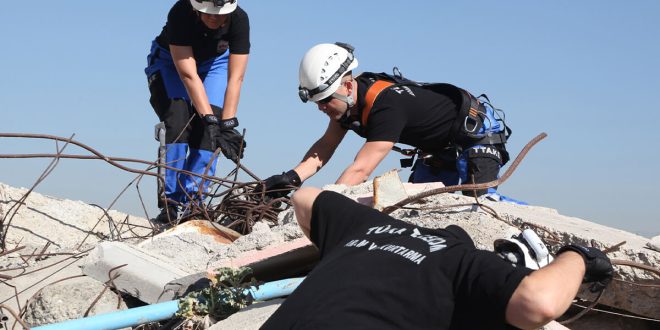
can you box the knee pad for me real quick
[162,100,193,144]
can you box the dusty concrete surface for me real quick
[0,182,152,252]
[648,235,660,252]
[0,182,150,327]
[1,179,659,329]
[23,276,127,327]
[0,253,86,328]
[209,299,284,330]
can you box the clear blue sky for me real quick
[1,1,658,237]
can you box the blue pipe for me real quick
[248,276,304,301]
[32,277,305,330]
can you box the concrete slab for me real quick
[137,220,239,248]
[160,238,316,302]
[0,254,86,328]
[24,276,127,327]
[82,241,189,304]
[647,235,660,252]
[209,299,283,330]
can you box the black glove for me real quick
[219,127,247,163]
[257,170,302,198]
[557,244,614,292]
[203,115,246,163]
[203,114,222,151]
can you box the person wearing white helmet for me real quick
[261,42,518,202]
[145,0,250,223]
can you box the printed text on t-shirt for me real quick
[342,225,448,265]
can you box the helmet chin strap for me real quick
[332,88,355,109]
[333,93,355,128]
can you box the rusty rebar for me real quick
[0,304,29,330]
[560,289,605,325]
[382,132,547,214]
[0,251,89,305]
[612,259,660,278]
[82,264,126,318]
[1,134,73,250]
[0,246,25,258]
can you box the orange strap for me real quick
[361,80,394,126]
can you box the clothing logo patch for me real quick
[469,145,503,162]
[217,40,229,54]
[391,86,415,97]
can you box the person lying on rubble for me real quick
[261,187,614,329]
[260,42,521,202]
[145,0,249,223]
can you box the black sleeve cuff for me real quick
[221,117,239,130]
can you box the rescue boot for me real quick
[154,205,179,224]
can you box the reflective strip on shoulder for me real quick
[361,80,394,126]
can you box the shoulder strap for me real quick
[361,80,394,126]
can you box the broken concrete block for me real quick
[23,276,127,327]
[209,299,284,330]
[138,220,239,274]
[160,238,316,302]
[138,220,240,246]
[373,169,408,211]
[647,235,660,252]
[371,170,445,210]
[402,181,445,195]
[82,241,189,304]
[0,182,151,251]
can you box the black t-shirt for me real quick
[155,0,250,62]
[353,74,459,152]
[262,191,532,329]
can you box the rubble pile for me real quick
[1,180,658,329]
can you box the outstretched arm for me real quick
[222,53,249,120]
[505,252,585,329]
[170,45,214,117]
[335,140,394,185]
[293,120,347,181]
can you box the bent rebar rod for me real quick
[383,132,547,215]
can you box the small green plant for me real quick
[177,267,259,321]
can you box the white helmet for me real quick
[298,42,358,103]
[190,0,238,15]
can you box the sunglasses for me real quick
[317,95,334,104]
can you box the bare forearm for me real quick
[335,141,393,186]
[221,78,243,119]
[294,140,337,180]
[506,252,585,329]
[335,164,371,186]
[180,76,214,116]
[223,53,248,120]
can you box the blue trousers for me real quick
[145,41,229,204]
